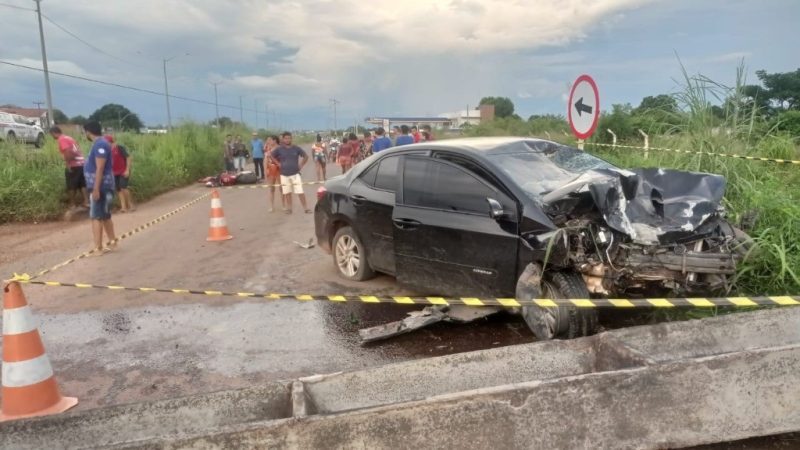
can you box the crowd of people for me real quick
[219,124,435,214]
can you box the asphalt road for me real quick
[0,155,535,411]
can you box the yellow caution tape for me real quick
[22,192,210,281]
[9,279,800,308]
[588,142,800,165]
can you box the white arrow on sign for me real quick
[567,75,600,140]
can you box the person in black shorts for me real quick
[51,126,88,207]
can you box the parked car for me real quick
[314,137,750,340]
[0,112,46,147]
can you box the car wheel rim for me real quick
[335,235,359,277]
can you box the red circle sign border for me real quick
[567,74,600,140]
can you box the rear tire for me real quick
[332,226,375,281]
[6,131,16,144]
[521,271,598,340]
[34,133,45,148]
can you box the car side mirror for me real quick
[487,197,504,219]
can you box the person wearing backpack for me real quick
[106,134,135,213]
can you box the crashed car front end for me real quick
[529,167,746,297]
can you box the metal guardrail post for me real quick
[638,129,649,159]
[607,129,617,150]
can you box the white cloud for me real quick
[0,0,659,121]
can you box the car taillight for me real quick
[316,186,327,201]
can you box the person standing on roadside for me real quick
[421,124,435,141]
[105,134,135,213]
[83,121,117,254]
[411,126,421,143]
[264,135,285,212]
[251,132,265,181]
[50,126,88,208]
[337,134,354,173]
[372,127,392,153]
[396,125,414,146]
[223,134,234,172]
[361,131,373,160]
[233,135,248,173]
[311,136,328,182]
[271,132,311,214]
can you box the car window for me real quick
[359,162,379,187]
[374,156,399,191]
[403,158,495,214]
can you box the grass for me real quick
[0,124,225,223]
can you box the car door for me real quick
[349,155,400,274]
[392,156,520,297]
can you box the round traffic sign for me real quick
[567,74,600,140]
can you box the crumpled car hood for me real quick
[542,168,726,245]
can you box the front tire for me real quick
[332,226,375,281]
[34,133,45,148]
[521,271,598,340]
[6,131,16,144]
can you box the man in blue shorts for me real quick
[83,121,117,254]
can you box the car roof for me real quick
[382,137,566,157]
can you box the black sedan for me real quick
[315,138,747,339]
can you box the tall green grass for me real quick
[0,124,224,223]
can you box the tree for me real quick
[52,109,69,124]
[479,96,515,118]
[756,69,800,111]
[210,116,234,128]
[70,115,88,125]
[774,110,800,137]
[87,103,143,131]
[636,95,678,114]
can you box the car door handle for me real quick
[393,218,421,230]
[350,194,367,205]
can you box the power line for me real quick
[41,14,137,67]
[0,59,259,113]
[1,59,324,121]
[0,2,34,11]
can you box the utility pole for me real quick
[162,59,173,131]
[210,81,221,128]
[264,103,269,130]
[33,101,44,110]
[33,0,54,129]
[329,98,340,133]
[239,96,244,125]
[162,54,189,131]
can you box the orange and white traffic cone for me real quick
[207,189,233,242]
[0,282,78,421]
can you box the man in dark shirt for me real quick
[270,132,311,214]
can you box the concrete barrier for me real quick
[143,345,800,450]
[2,307,798,449]
[0,382,292,449]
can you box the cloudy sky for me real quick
[1,0,797,128]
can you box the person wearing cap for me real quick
[251,132,265,181]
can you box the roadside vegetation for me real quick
[0,125,223,222]
[468,63,800,297]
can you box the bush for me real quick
[0,124,224,223]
